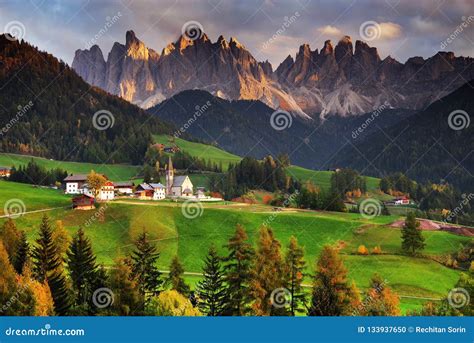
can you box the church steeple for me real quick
[165,156,174,195]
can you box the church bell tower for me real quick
[165,156,174,195]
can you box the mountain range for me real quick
[72,30,474,117]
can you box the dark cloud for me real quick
[0,0,472,67]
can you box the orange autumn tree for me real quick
[360,273,400,316]
[250,226,286,316]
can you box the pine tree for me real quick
[129,230,162,306]
[196,246,227,316]
[284,236,306,316]
[66,227,100,313]
[401,212,425,255]
[224,224,254,315]
[166,256,190,296]
[250,226,286,316]
[12,230,29,274]
[31,214,71,315]
[308,245,358,316]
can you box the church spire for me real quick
[168,156,173,172]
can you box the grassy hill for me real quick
[154,135,382,193]
[0,153,141,182]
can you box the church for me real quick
[165,157,194,197]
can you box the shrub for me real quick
[357,245,369,255]
[372,246,382,255]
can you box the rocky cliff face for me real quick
[72,30,474,118]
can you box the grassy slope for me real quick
[154,135,241,170]
[4,190,467,301]
[0,153,140,181]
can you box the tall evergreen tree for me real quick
[196,246,227,316]
[308,245,358,316]
[401,212,425,255]
[129,230,162,306]
[284,236,307,316]
[12,230,29,275]
[250,226,286,316]
[224,224,254,315]
[31,214,71,315]
[166,256,190,296]
[66,227,101,313]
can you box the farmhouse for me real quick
[63,174,88,194]
[0,167,11,178]
[394,196,410,205]
[150,183,166,200]
[165,157,193,197]
[72,194,95,210]
[135,183,154,199]
[113,181,135,195]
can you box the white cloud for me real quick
[379,22,403,39]
[317,25,343,37]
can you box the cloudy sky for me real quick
[0,0,472,67]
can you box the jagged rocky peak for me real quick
[335,36,353,61]
[321,40,334,55]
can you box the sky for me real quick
[0,0,473,68]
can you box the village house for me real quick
[394,196,410,205]
[135,183,154,199]
[113,181,135,195]
[63,174,88,194]
[0,167,11,178]
[150,183,166,200]
[72,194,95,210]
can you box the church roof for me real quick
[172,175,190,187]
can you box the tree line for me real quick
[1,214,470,316]
[7,160,67,186]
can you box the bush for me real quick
[357,245,369,255]
[372,246,382,254]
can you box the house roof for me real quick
[137,183,154,191]
[64,174,88,182]
[149,183,166,189]
[172,175,190,187]
[113,181,135,187]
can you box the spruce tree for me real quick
[12,230,29,274]
[308,245,358,316]
[66,227,100,313]
[129,230,162,306]
[196,246,227,316]
[166,255,190,296]
[224,224,254,315]
[31,214,71,315]
[250,226,286,316]
[401,212,425,255]
[284,236,307,316]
